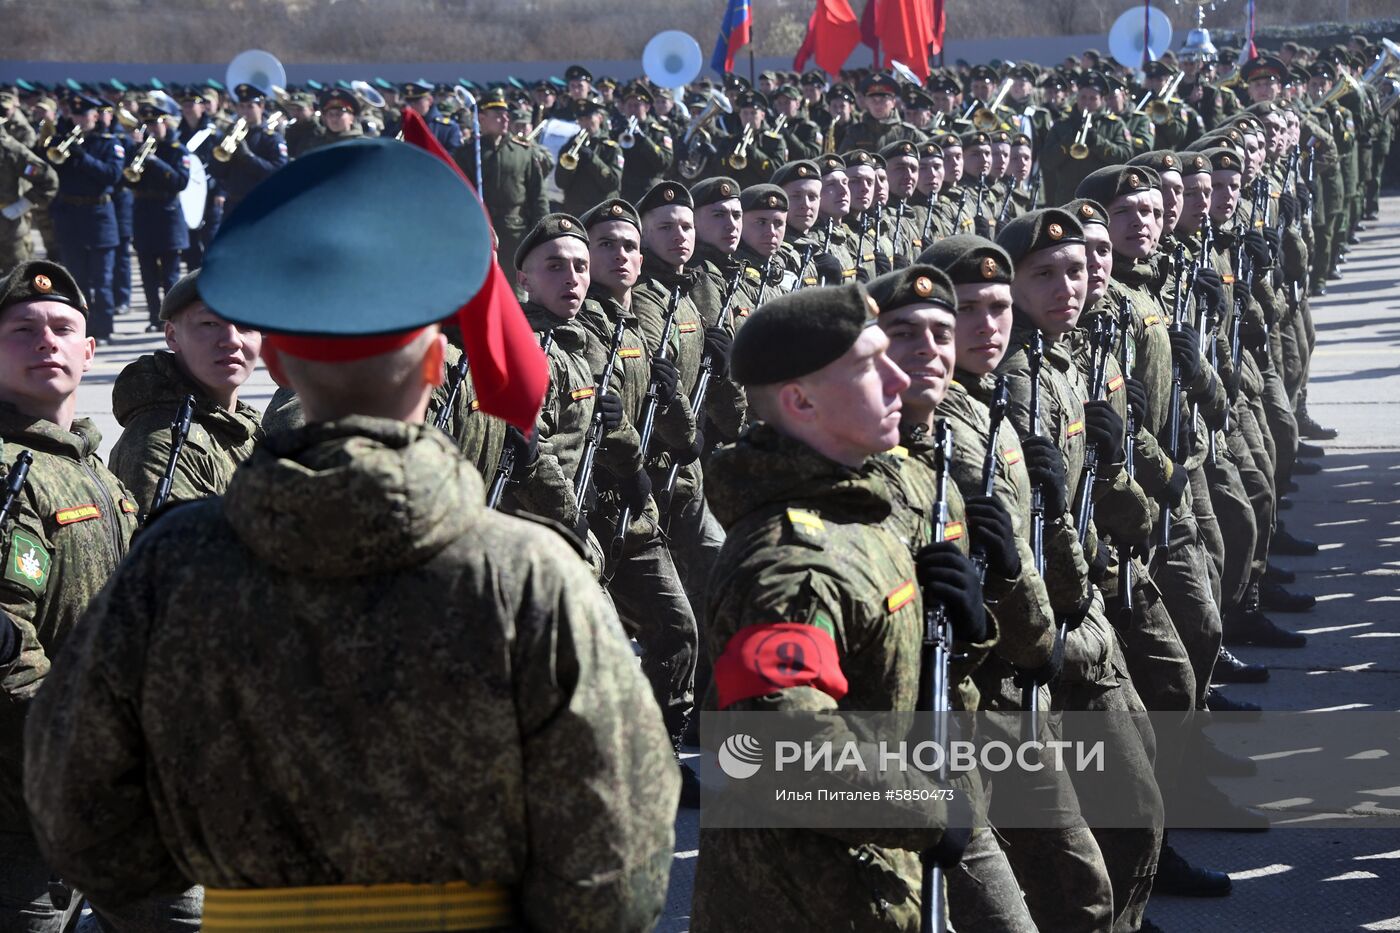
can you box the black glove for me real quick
[966,495,1021,580]
[914,542,988,645]
[1232,279,1250,310]
[1087,540,1112,584]
[873,249,893,275]
[1262,227,1282,259]
[1082,400,1124,464]
[649,356,679,405]
[973,215,992,238]
[595,392,623,431]
[0,609,19,667]
[854,266,870,283]
[1168,328,1202,384]
[1021,435,1068,517]
[1159,462,1189,509]
[1124,377,1148,427]
[1242,229,1270,270]
[893,252,911,270]
[1224,363,1243,400]
[1195,266,1227,316]
[813,252,843,284]
[503,425,538,480]
[673,426,706,466]
[1013,650,1065,689]
[925,817,973,871]
[1278,191,1299,226]
[1057,591,1095,633]
[1242,317,1268,354]
[620,468,652,513]
[703,326,732,378]
[1295,184,1311,216]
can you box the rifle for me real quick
[971,169,989,225]
[920,191,940,249]
[488,330,554,509]
[917,419,954,933]
[951,187,971,233]
[433,353,470,432]
[970,377,1009,584]
[889,199,908,262]
[1021,332,1048,737]
[572,314,628,518]
[1116,300,1136,626]
[0,451,34,532]
[610,285,681,563]
[1159,245,1187,549]
[147,394,195,520]
[996,178,1017,228]
[1026,164,1043,211]
[1072,316,1111,549]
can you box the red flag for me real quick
[860,0,880,64]
[398,108,547,435]
[930,0,947,57]
[796,0,863,75]
[875,0,934,81]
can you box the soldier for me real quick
[692,282,977,931]
[880,139,929,256]
[551,64,595,121]
[1041,71,1133,207]
[281,91,321,158]
[732,183,794,298]
[125,98,191,331]
[617,83,674,204]
[296,87,363,154]
[770,84,822,161]
[1143,61,1205,150]
[108,269,263,512]
[554,99,623,217]
[105,99,136,318]
[176,86,218,271]
[713,91,787,190]
[24,140,678,931]
[0,260,140,930]
[1005,64,1054,157]
[837,72,923,153]
[957,130,996,236]
[388,80,462,151]
[206,82,288,215]
[0,111,58,271]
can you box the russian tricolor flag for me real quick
[711,0,753,74]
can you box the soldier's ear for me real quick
[262,344,290,388]
[422,332,447,388]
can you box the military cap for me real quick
[1142,61,1177,80]
[201,139,491,347]
[1039,73,1068,92]
[1242,55,1288,84]
[1177,151,1212,176]
[725,74,753,92]
[580,198,640,232]
[34,96,58,113]
[740,184,788,213]
[233,82,270,103]
[1127,149,1182,176]
[137,96,179,120]
[0,260,87,316]
[918,234,1013,285]
[730,282,879,386]
[315,87,356,114]
[879,139,919,163]
[531,78,555,92]
[1078,71,1109,94]
[691,176,742,206]
[929,75,962,95]
[305,79,325,92]
[800,70,827,87]
[478,87,511,111]
[959,129,991,148]
[903,87,935,110]
[1203,147,1241,173]
[400,79,433,100]
[771,160,820,188]
[596,76,618,92]
[989,130,1011,145]
[828,84,857,104]
[735,91,770,111]
[1075,164,1158,207]
[1063,198,1108,228]
[1287,64,1309,85]
[574,97,608,117]
[1007,64,1037,81]
[774,84,802,101]
[932,131,962,150]
[622,82,653,104]
[513,212,589,270]
[68,93,103,112]
[1307,61,1337,81]
[817,153,847,177]
[175,85,203,104]
[866,264,957,316]
[159,269,204,321]
[199,88,220,108]
[564,65,593,82]
[636,180,694,216]
[13,78,37,92]
[967,64,998,83]
[759,70,779,84]
[996,208,1084,264]
[859,73,900,97]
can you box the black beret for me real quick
[514,212,589,270]
[730,283,879,386]
[817,153,847,177]
[579,198,640,231]
[844,150,878,170]
[636,180,694,216]
[917,141,945,160]
[866,264,957,315]
[741,184,788,212]
[1127,149,1182,176]
[159,269,204,321]
[772,160,821,187]
[989,130,1011,145]
[918,234,1013,286]
[691,176,742,206]
[1204,147,1242,173]
[1177,151,1212,176]
[1246,100,1282,118]
[1063,198,1108,228]
[879,139,919,162]
[996,208,1084,265]
[932,132,961,150]
[1010,132,1032,147]
[1074,164,1157,207]
[0,260,87,316]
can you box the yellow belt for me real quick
[202,881,514,932]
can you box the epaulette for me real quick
[745,266,762,282]
[782,507,827,549]
[435,116,452,125]
[1104,114,1120,122]
[601,139,620,148]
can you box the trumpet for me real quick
[728,124,754,170]
[212,117,248,162]
[266,111,289,134]
[123,135,157,183]
[46,126,83,164]
[970,78,1014,131]
[1069,110,1094,160]
[618,115,640,149]
[770,114,787,135]
[557,128,589,171]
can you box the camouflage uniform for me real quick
[0,131,59,271]
[108,351,263,511]
[23,418,678,932]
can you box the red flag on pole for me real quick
[398,108,547,435]
[874,0,935,81]
[930,0,947,57]
[795,0,863,75]
[860,0,880,66]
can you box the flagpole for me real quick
[749,48,756,85]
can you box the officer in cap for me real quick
[207,81,288,215]
[391,79,461,150]
[555,97,623,216]
[126,95,192,331]
[298,86,362,155]
[1039,70,1133,206]
[617,83,674,205]
[838,71,923,153]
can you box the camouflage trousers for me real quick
[1259,364,1299,490]
[1150,497,1220,712]
[671,482,727,718]
[1204,451,1258,613]
[0,231,32,274]
[947,827,1038,933]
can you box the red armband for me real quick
[714,622,848,710]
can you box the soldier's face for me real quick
[642,205,695,268]
[1008,146,1031,181]
[181,100,203,124]
[991,143,1010,178]
[73,109,99,132]
[0,300,94,416]
[880,303,956,414]
[830,99,853,120]
[1308,77,1329,98]
[655,97,675,117]
[802,85,822,103]
[519,237,590,319]
[954,282,1014,374]
[788,326,909,464]
[875,169,889,205]
[1077,88,1103,113]
[942,148,963,185]
[323,106,354,133]
[166,302,262,400]
[776,97,800,118]
[741,209,786,259]
[623,97,650,120]
[1011,243,1087,337]
[932,90,957,112]
[1160,170,1183,234]
[1263,114,1287,156]
[1209,170,1240,224]
[1083,223,1114,306]
[1181,173,1213,231]
[478,109,509,137]
[1011,78,1033,98]
[1243,133,1264,179]
[1248,77,1279,103]
[236,100,264,124]
[887,156,918,198]
[588,220,643,294]
[964,144,991,179]
[848,166,876,211]
[865,92,897,120]
[971,79,995,102]
[740,106,764,128]
[917,156,944,195]
[1107,191,1157,260]
[695,198,743,253]
[568,79,591,100]
[784,180,821,234]
[820,171,850,217]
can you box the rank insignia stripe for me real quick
[1143,315,1161,327]
[1066,419,1085,437]
[618,347,643,358]
[55,504,101,525]
[943,521,965,541]
[1107,375,1125,392]
[470,399,480,411]
[119,499,138,514]
[570,386,596,401]
[1002,447,1022,465]
[886,579,917,613]
[678,321,699,333]
[785,508,825,533]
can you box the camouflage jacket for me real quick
[0,403,137,833]
[23,417,677,931]
[688,243,750,443]
[632,256,705,501]
[108,351,263,512]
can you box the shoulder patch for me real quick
[783,508,826,549]
[119,498,138,514]
[885,578,917,613]
[5,530,50,595]
[55,504,101,525]
[570,386,596,401]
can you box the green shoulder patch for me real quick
[5,530,50,595]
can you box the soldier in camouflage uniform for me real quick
[879,139,930,259]
[837,73,925,153]
[774,160,848,289]
[108,271,264,514]
[24,139,678,933]
[0,261,140,931]
[0,121,58,272]
[693,282,978,932]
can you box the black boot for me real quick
[1277,496,1293,511]
[1297,410,1338,440]
[1263,563,1296,584]
[1214,646,1270,683]
[669,714,703,810]
[1224,584,1307,648]
[1155,841,1233,897]
[1272,524,1318,556]
[1297,440,1326,459]
[1260,581,1316,612]
[1206,686,1264,714]
[1292,458,1322,475]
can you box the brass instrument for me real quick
[971,78,1014,131]
[823,115,843,154]
[115,107,140,131]
[265,111,289,134]
[770,114,787,135]
[557,128,589,171]
[36,119,57,150]
[1363,38,1400,115]
[931,111,946,132]
[212,117,249,162]
[46,126,83,164]
[728,124,754,170]
[682,88,731,146]
[1069,110,1093,160]
[1137,71,1185,125]
[123,135,157,183]
[618,115,640,149]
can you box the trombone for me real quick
[558,128,589,170]
[46,126,83,164]
[1069,110,1094,160]
[728,125,754,170]
[212,117,248,162]
[970,78,1013,131]
[1134,71,1185,125]
[123,134,157,183]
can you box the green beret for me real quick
[917,141,944,160]
[1204,147,1242,173]
[1177,151,1212,176]
[0,260,87,316]
[959,130,991,148]
[771,160,821,188]
[878,139,919,162]
[690,176,741,207]
[817,153,847,177]
[931,132,961,150]
[514,212,589,270]
[740,184,788,213]
[1063,198,1108,228]
[636,180,693,216]
[996,208,1084,265]
[1074,164,1157,207]
[730,283,879,386]
[1127,149,1183,176]
[918,235,1013,286]
[579,198,639,231]
[866,264,957,316]
[159,269,203,321]
[844,150,878,170]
